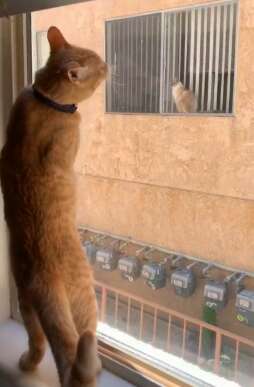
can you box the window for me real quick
[106,1,238,115]
[22,3,254,386]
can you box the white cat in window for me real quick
[172,80,198,113]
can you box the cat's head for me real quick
[172,80,185,99]
[36,26,108,104]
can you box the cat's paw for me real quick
[19,351,37,372]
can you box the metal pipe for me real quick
[144,248,155,258]
[171,255,184,267]
[163,254,175,264]
[235,273,247,285]
[152,308,157,345]
[126,297,131,333]
[187,261,200,270]
[214,333,222,374]
[224,272,239,284]
[110,239,120,247]
[94,235,107,243]
[114,293,119,327]
[139,303,144,340]
[235,273,247,293]
[182,319,187,359]
[197,326,203,363]
[135,246,150,256]
[166,314,171,351]
[234,341,239,379]
[202,263,214,277]
[119,241,129,250]
[100,287,107,322]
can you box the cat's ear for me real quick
[47,26,67,52]
[67,67,89,84]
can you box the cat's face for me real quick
[46,26,108,103]
[172,81,184,99]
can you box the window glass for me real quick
[30,2,254,386]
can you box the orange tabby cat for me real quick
[0,26,107,387]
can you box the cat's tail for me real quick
[68,331,101,387]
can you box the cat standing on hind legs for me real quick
[0,26,107,387]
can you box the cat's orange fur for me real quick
[0,26,107,387]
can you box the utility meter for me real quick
[171,269,196,297]
[118,256,141,282]
[236,290,254,327]
[141,262,166,290]
[96,248,118,271]
[82,241,97,265]
[204,281,228,310]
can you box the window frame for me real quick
[98,339,192,387]
[104,0,240,117]
[6,4,251,386]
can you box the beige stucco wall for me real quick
[34,0,254,273]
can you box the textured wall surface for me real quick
[34,0,254,336]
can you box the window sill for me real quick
[104,112,236,118]
[0,319,134,387]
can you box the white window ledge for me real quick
[0,319,134,387]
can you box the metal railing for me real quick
[95,280,254,384]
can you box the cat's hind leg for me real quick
[69,285,102,386]
[18,293,46,371]
[33,279,79,386]
[68,330,99,387]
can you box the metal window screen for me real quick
[162,2,237,113]
[105,1,237,114]
[106,13,162,113]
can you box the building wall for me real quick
[33,0,254,337]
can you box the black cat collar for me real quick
[32,85,77,114]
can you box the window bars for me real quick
[105,1,238,115]
[106,13,162,113]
